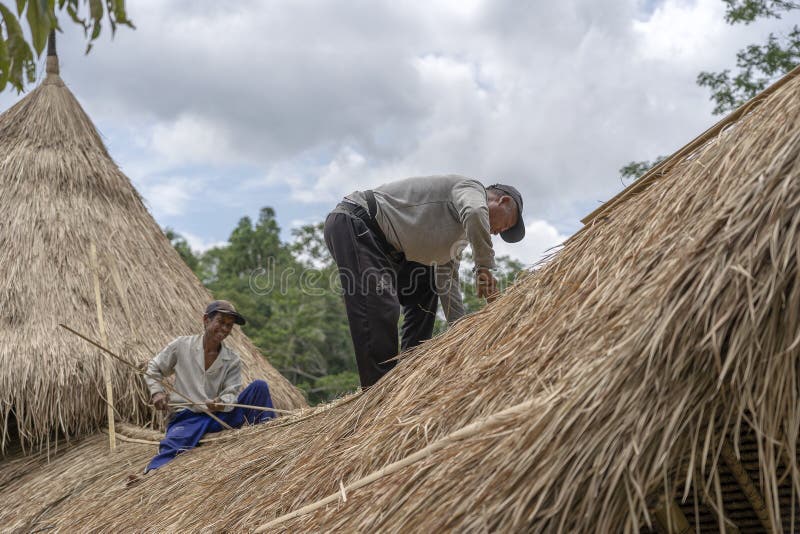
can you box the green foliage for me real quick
[698,1,800,114]
[0,0,133,93]
[618,156,666,181]
[722,0,798,23]
[164,227,201,276]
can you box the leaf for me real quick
[88,0,102,22]
[0,3,34,91]
[0,4,24,37]
[15,0,26,16]
[26,0,52,55]
[23,55,34,82]
[47,0,58,27]
[65,3,86,34]
[90,18,101,40]
[0,36,10,92]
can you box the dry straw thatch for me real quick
[0,53,306,454]
[3,61,800,534]
[0,66,797,533]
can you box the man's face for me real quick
[487,195,519,235]
[203,313,236,344]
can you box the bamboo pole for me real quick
[59,324,234,431]
[168,402,296,415]
[720,439,773,532]
[102,429,157,446]
[90,241,116,451]
[104,428,232,446]
[254,397,542,532]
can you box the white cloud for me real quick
[493,219,569,267]
[292,146,368,203]
[179,230,228,253]
[14,0,798,246]
[633,0,726,62]
[140,178,194,217]
[149,114,239,167]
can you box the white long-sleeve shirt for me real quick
[144,335,242,413]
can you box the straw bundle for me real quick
[4,60,800,534]
[0,57,306,454]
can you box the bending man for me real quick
[324,175,524,388]
[144,300,276,472]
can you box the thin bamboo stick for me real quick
[720,439,773,532]
[255,398,542,532]
[168,402,296,415]
[103,428,231,446]
[59,324,233,431]
[90,241,115,452]
[101,429,157,446]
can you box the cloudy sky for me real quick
[4,0,798,265]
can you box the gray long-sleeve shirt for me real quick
[436,261,465,323]
[346,175,493,325]
[145,335,242,413]
[346,175,496,270]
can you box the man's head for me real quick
[203,300,246,344]
[486,184,525,243]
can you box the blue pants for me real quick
[146,380,275,472]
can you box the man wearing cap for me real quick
[143,300,276,472]
[324,175,524,388]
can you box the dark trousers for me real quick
[324,210,438,388]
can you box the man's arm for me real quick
[451,180,499,300]
[145,339,179,411]
[436,261,465,323]
[209,357,242,413]
[451,180,496,270]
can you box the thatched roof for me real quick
[0,53,306,453]
[3,62,800,534]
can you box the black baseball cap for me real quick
[489,184,525,243]
[205,300,246,325]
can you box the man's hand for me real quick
[151,392,169,411]
[475,267,499,302]
[206,398,224,412]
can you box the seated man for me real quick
[144,300,276,472]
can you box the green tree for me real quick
[618,156,666,182]
[164,227,201,276]
[0,0,133,93]
[698,0,800,114]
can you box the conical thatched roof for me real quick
[3,66,800,533]
[0,54,306,453]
